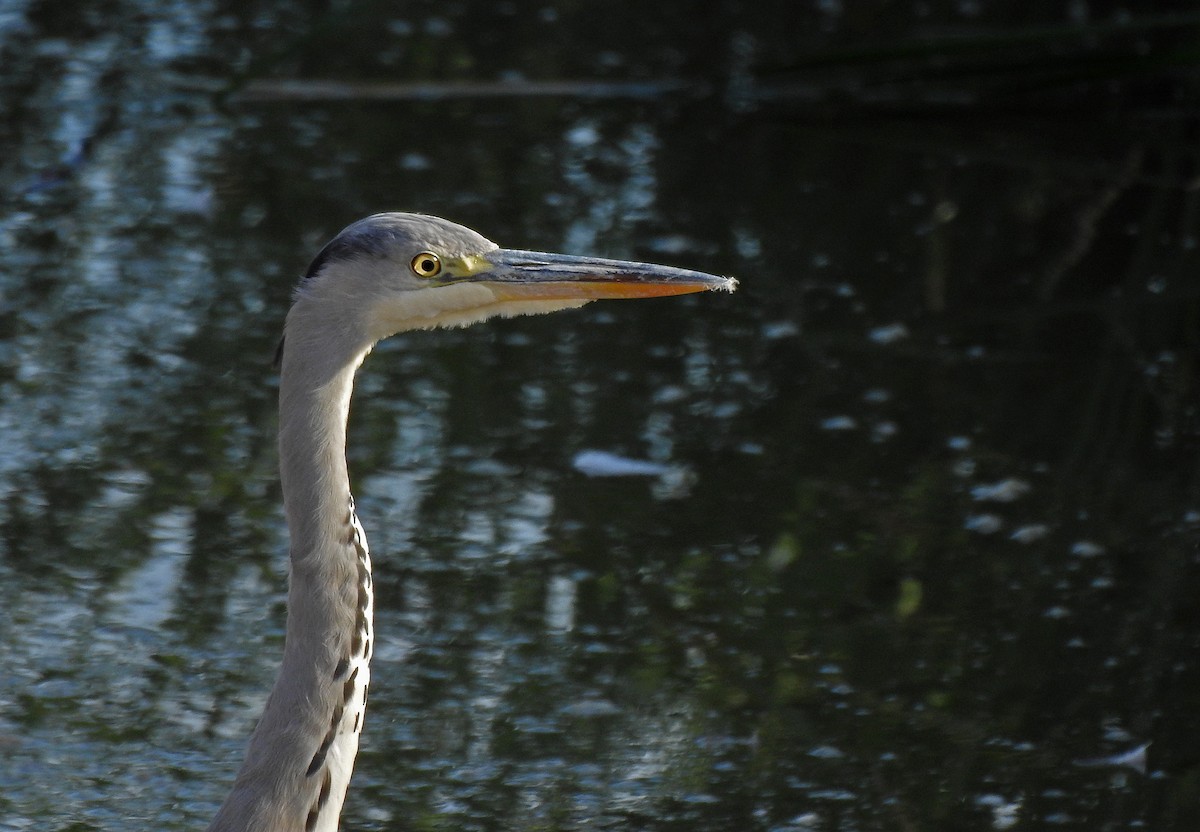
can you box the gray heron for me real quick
[205,213,735,831]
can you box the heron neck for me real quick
[208,348,373,832]
[278,355,361,552]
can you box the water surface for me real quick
[2,3,1199,830]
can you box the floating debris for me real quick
[964,513,1003,534]
[971,478,1032,502]
[867,322,910,345]
[820,415,857,431]
[1010,524,1050,544]
[975,794,1021,830]
[807,745,845,759]
[1070,540,1106,558]
[1074,742,1149,775]
[763,320,801,340]
[560,698,622,718]
[572,450,671,477]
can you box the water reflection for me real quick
[4,1,1200,830]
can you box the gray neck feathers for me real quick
[207,298,374,832]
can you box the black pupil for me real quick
[420,258,434,272]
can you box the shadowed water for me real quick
[2,3,1200,831]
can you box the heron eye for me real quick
[410,252,442,278]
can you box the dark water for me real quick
[3,3,1200,830]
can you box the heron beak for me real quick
[461,249,737,301]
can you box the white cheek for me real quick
[370,284,590,336]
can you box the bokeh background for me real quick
[2,2,1200,830]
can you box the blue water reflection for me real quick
[3,2,1200,831]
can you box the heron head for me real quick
[281,212,735,369]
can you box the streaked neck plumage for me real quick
[206,295,375,832]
